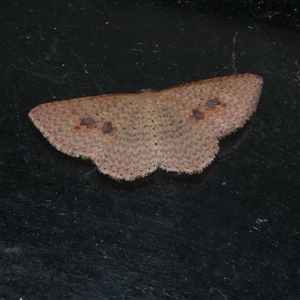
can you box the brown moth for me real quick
[29,73,263,180]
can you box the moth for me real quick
[29,73,263,180]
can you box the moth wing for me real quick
[155,102,219,174]
[28,93,139,159]
[157,73,263,138]
[94,100,159,180]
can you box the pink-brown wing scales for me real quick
[28,94,139,159]
[93,99,159,180]
[155,102,219,174]
[157,73,263,138]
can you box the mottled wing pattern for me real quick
[94,99,159,181]
[155,103,219,173]
[158,73,263,138]
[28,94,139,159]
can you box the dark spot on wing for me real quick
[80,117,97,128]
[206,98,221,108]
[102,121,114,134]
[190,109,204,122]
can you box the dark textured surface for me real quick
[171,0,300,29]
[1,1,299,299]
